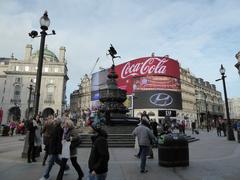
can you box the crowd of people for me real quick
[22,110,109,180]
[2,109,237,179]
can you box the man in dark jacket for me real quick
[88,122,109,180]
[39,118,69,180]
[27,118,37,163]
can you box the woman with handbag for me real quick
[56,119,84,180]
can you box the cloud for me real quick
[0,0,240,100]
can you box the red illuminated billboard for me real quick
[114,56,180,94]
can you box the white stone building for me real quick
[228,97,240,119]
[0,44,68,124]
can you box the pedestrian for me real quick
[141,111,150,121]
[39,118,70,180]
[135,113,154,159]
[34,115,42,157]
[181,120,186,134]
[18,120,25,135]
[191,120,196,134]
[132,119,156,173]
[27,117,37,163]
[42,115,54,166]
[150,119,158,138]
[88,121,109,180]
[56,119,84,180]
[9,120,16,136]
[216,118,221,136]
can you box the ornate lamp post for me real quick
[29,11,55,116]
[216,64,235,141]
[22,11,56,158]
[203,92,209,132]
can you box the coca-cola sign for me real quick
[120,57,169,79]
[115,56,180,94]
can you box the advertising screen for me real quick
[91,69,108,100]
[115,56,180,94]
[90,56,181,109]
[132,76,180,92]
[134,90,182,109]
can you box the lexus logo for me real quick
[150,93,173,106]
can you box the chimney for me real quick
[24,44,32,61]
[59,46,66,62]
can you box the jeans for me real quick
[139,145,149,171]
[89,172,107,180]
[43,154,64,178]
[57,157,84,180]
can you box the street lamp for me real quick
[216,64,235,141]
[29,11,56,116]
[203,92,209,132]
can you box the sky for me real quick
[0,0,240,102]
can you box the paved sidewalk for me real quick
[0,130,240,180]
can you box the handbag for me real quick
[70,135,82,149]
[61,140,71,159]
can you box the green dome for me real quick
[32,48,59,62]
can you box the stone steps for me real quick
[79,133,135,148]
[78,133,199,148]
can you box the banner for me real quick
[134,90,182,109]
[158,110,177,117]
[91,56,180,99]
[115,56,180,94]
[133,76,180,92]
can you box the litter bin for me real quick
[158,133,189,167]
[2,125,10,136]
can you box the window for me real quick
[25,66,29,71]
[46,85,54,101]
[54,68,58,72]
[15,66,19,71]
[44,67,48,72]
[14,85,21,100]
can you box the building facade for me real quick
[177,68,196,126]
[89,55,224,126]
[194,78,224,127]
[0,44,68,124]
[70,74,91,117]
[79,74,91,110]
[228,97,240,120]
[70,89,80,113]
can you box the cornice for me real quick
[4,71,66,77]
